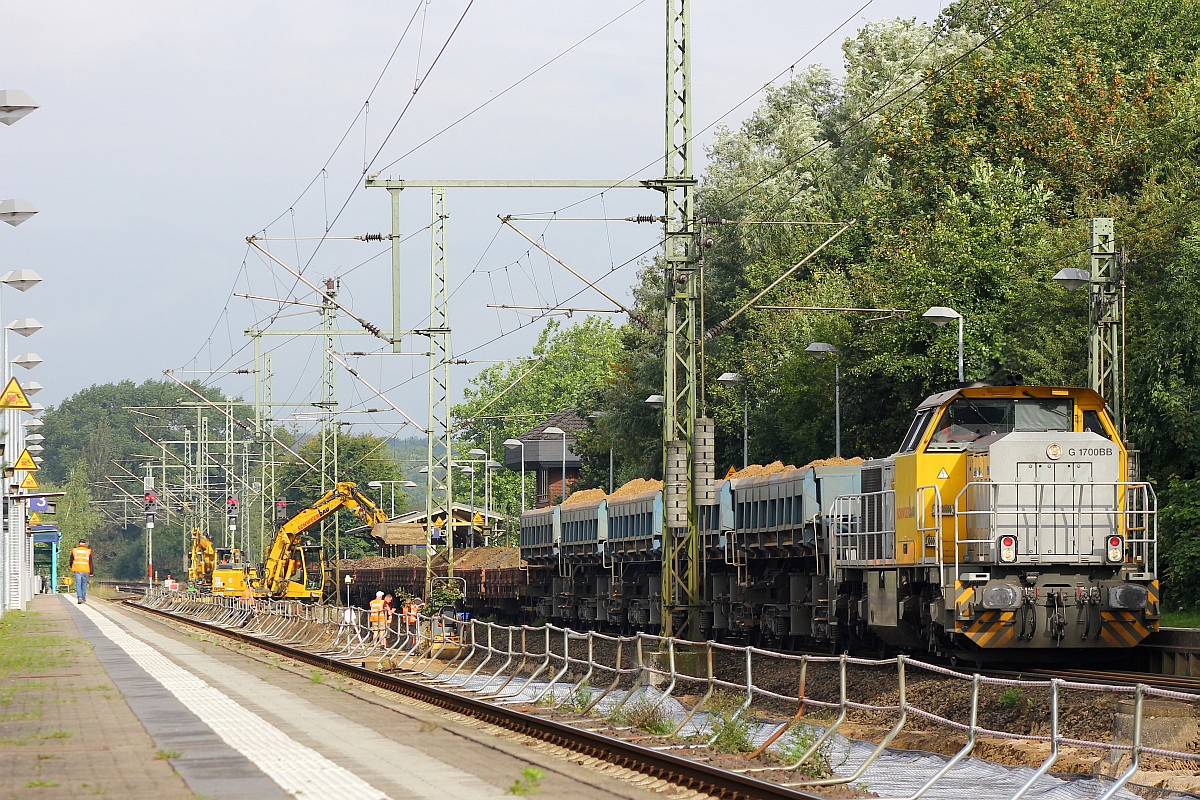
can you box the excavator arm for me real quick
[260,481,389,597]
[188,529,216,585]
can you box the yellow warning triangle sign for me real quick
[28,512,40,525]
[724,464,738,479]
[0,377,31,410]
[13,449,37,471]
[20,473,38,490]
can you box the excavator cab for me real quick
[257,483,384,602]
[212,547,257,597]
[276,542,328,600]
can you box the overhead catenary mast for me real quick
[650,0,713,641]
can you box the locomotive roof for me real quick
[915,384,1106,412]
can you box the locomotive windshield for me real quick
[928,397,1073,447]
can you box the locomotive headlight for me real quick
[998,534,1017,563]
[1106,535,1125,563]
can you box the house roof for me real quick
[518,409,588,440]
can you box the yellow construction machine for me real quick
[257,481,389,601]
[187,529,216,587]
[211,546,259,597]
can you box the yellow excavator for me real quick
[256,481,389,601]
[187,529,216,587]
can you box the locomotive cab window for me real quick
[898,408,935,453]
[927,397,1073,449]
[1082,410,1115,441]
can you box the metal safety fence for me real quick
[139,589,1199,800]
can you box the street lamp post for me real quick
[460,465,476,546]
[716,373,748,468]
[923,306,964,384]
[366,479,419,518]
[503,438,527,514]
[805,343,841,458]
[543,426,568,504]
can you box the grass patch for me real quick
[560,680,593,714]
[309,670,324,684]
[26,780,59,788]
[0,611,78,677]
[609,695,674,736]
[156,749,182,760]
[698,692,754,754]
[1,730,70,747]
[774,722,833,779]
[999,686,1029,710]
[1162,609,1200,628]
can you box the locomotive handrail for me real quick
[951,480,1158,575]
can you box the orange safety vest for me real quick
[369,597,385,624]
[71,546,92,573]
[402,602,417,625]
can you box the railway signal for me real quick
[227,496,238,531]
[143,491,158,528]
[275,498,289,522]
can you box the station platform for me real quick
[0,593,663,800]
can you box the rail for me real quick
[132,588,1199,799]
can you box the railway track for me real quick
[124,596,827,800]
[1017,667,1200,695]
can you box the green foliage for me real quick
[505,767,544,796]
[608,695,674,736]
[775,722,833,779]
[699,692,755,754]
[40,379,229,485]
[1161,608,1200,627]
[561,680,594,714]
[999,686,1028,710]
[1156,476,1200,610]
[452,318,623,510]
[429,580,463,610]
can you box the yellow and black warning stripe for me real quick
[957,610,1017,648]
[1097,611,1150,648]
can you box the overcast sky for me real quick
[1,1,946,442]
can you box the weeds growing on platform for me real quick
[0,611,77,678]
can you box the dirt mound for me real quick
[610,478,664,497]
[727,461,797,479]
[800,456,865,469]
[338,554,424,569]
[562,488,606,506]
[430,546,523,569]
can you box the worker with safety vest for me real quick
[71,540,93,605]
[240,582,257,612]
[369,591,387,649]
[401,596,425,647]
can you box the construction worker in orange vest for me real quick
[240,582,257,612]
[369,591,387,649]
[401,595,425,647]
[70,540,93,604]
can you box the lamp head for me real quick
[1053,267,1091,291]
[644,394,665,409]
[805,342,838,359]
[922,306,962,327]
[716,372,743,387]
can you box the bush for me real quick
[609,694,675,736]
[775,722,833,779]
[699,691,754,754]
